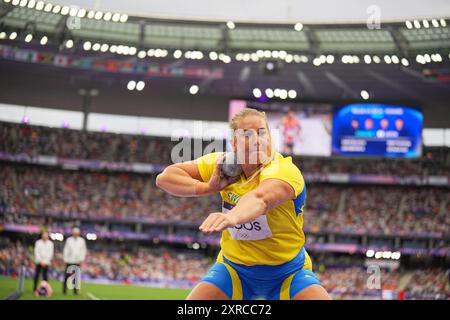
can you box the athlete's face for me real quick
[232,115,271,165]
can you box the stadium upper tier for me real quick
[0,1,449,59]
[1,121,449,177]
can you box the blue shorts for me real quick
[200,247,321,300]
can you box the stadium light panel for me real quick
[189,85,199,95]
[112,13,120,22]
[136,81,145,91]
[44,3,52,12]
[294,22,303,31]
[35,1,44,10]
[265,88,274,98]
[24,34,33,43]
[209,51,218,60]
[104,12,112,21]
[127,80,136,91]
[77,8,86,18]
[61,6,70,15]
[360,90,370,100]
[173,50,183,59]
[288,90,297,99]
[138,50,146,59]
[120,14,128,23]
[94,11,103,20]
[366,250,375,258]
[65,39,74,48]
[319,55,327,64]
[100,44,109,52]
[274,88,281,97]
[83,41,92,50]
[129,47,137,55]
[416,54,425,64]
[92,43,100,51]
[69,7,78,17]
[52,5,61,14]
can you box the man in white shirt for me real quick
[33,231,54,292]
[62,227,87,295]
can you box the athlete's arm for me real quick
[199,178,295,233]
[155,161,208,197]
[156,156,239,197]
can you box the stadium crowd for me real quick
[296,148,450,176]
[0,164,220,223]
[1,121,449,176]
[0,241,448,299]
[0,240,211,284]
[0,121,175,164]
[306,185,449,236]
[1,164,448,236]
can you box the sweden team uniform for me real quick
[197,151,321,300]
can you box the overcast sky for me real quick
[51,0,450,23]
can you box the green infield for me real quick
[0,275,191,300]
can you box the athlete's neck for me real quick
[241,163,262,180]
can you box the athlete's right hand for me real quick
[206,154,240,193]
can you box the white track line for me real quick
[87,292,101,300]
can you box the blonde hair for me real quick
[230,108,269,131]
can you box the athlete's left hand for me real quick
[199,212,237,234]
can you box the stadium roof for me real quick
[49,0,450,24]
[0,0,449,124]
